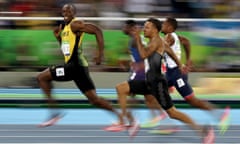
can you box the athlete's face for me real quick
[122,24,131,35]
[143,21,155,38]
[161,21,171,34]
[122,24,135,36]
[62,5,75,23]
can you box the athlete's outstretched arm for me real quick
[72,21,104,65]
[178,35,192,70]
[83,23,104,65]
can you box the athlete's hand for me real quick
[186,60,193,71]
[182,65,190,74]
[95,51,104,65]
[95,56,102,65]
[179,65,188,75]
[53,24,62,38]
[183,60,193,73]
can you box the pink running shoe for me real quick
[128,121,140,138]
[103,123,126,132]
[203,127,215,144]
[219,106,231,135]
[38,113,63,127]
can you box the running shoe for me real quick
[148,126,179,135]
[140,113,167,128]
[218,106,231,135]
[203,126,215,144]
[38,112,64,127]
[103,123,126,132]
[128,121,140,138]
[168,86,175,93]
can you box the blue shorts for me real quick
[129,70,145,80]
[166,67,194,99]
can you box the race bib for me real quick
[61,42,70,56]
[56,67,65,77]
[177,78,185,88]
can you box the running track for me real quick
[0,108,239,144]
[0,89,239,143]
[0,125,239,143]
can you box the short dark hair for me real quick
[64,4,76,14]
[146,18,161,32]
[166,17,178,30]
[125,20,137,27]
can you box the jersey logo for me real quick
[177,78,185,88]
[144,59,149,73]
[56,67,65,77]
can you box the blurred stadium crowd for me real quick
[0,0,240,88]
[0,0,240,29]
[0,0,240,73]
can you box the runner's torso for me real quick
[165,32,181,69]
[61,19,87,66]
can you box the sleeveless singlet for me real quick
[61,19,87,66]
[145,52,164,80]
[165,32,181,68]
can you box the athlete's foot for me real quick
[202,126,215,144]
[218,106,230,135]
[128,121,140,138]
[103,123,127,132]
[38,112,64,127]
[141,113,167,128]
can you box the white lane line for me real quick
[0,129,240,132]
[0,135,239,138]
[0,143,208,144]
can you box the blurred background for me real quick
[0,0,239,104]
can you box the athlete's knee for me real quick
[89,97,101,105]
[116,82,130,95]
[144,95,155,103]
[84,90,100,105]
[185,94,199,105]
[37,68,52,82]
[185,95,213,110]
[36,72,45,83]
[165,106,178,119]
[144,95,157,106]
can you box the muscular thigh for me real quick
[147,77,173,110]
[169,69,193,98]
[174,76,193,98]
[73,66,95,93]
[50,63,95,93]
[128,80,151,95]
[50,63,75,81]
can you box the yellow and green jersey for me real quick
[61,19,88,66]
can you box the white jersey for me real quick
[165,32,181,68]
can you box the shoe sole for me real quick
[38,116,61,127]
[148,128,180,135]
